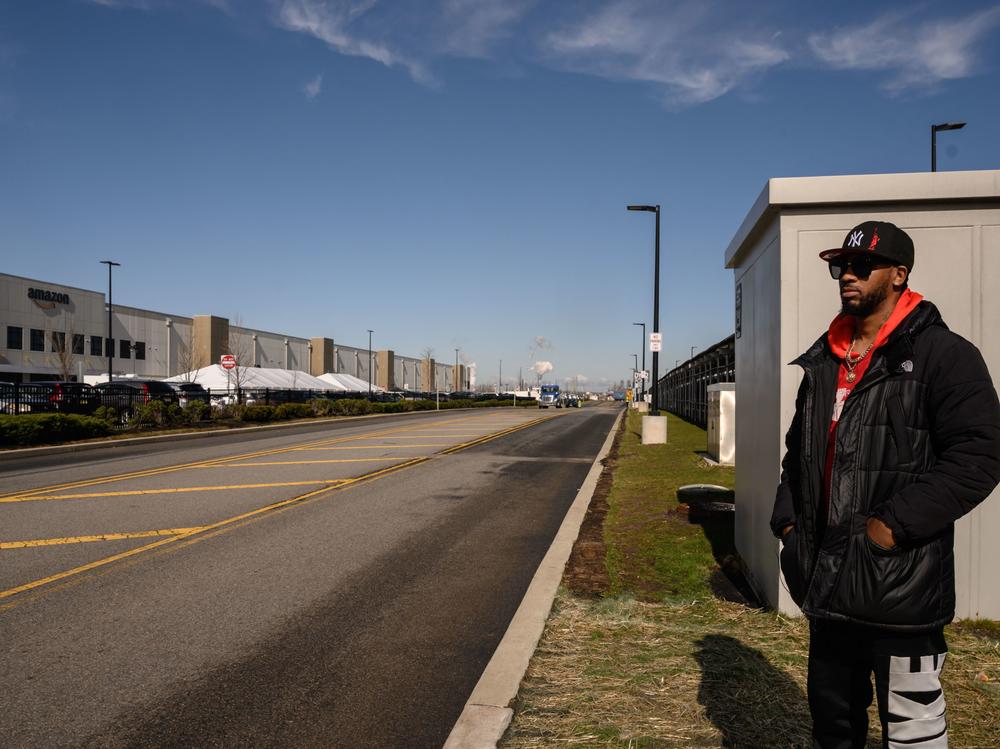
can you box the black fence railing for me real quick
[0,383,515,425]
[654,334,735,428]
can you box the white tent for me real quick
[166,365,339,391]
[317,372,384,392]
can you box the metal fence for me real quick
[654,334,735,428]
[0,383,509,425]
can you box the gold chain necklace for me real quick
[844,337,876,383]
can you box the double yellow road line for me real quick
[0,412,556,607]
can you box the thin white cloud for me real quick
[302,72,323,99]
[441,0,534,58]
[809,6,1000,93]
[543,0,788,105]
[275,0,436,86]
[86,0,153,7]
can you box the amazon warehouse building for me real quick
[0,272,463,392]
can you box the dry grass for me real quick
[502,591,1000,748]
[500,411,1000,748]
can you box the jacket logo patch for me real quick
[900,360,914,373]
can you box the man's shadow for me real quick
[694,634,811,748]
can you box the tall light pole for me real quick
[633,322,646,401]
[627,204,661,415]
[367,329,374,400]
[632,353,638,397]
[931,121,965,172]
[100,260,120,382]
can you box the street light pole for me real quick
[931,121,965,172]
[367,329,374,400]
[627,204,661,415]
[100,260,120,382]
[633,322,646,401]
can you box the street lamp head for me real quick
[932,122,966,132]
[100,260,121,267]
[627,205,657,212]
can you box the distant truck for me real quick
[538,383,560,408]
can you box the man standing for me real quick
[772,221,1000,748]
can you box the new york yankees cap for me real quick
[819,221,914,270]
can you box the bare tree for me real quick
[49,326,80,381]
[421,346,434,360]
[226,319,258,397]
[175,327,200,383]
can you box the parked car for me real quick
[0,381,100,415]
[31,381,101,415]
[168,382,210,407]
[95,379,179,407]
[0,382,61,414]
[210,391,258,407]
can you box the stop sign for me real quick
[220,354,237,370]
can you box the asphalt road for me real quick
[0,403,620,748]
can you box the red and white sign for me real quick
[220,354,237,370]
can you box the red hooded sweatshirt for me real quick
[823,289,923,509]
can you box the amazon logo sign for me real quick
[28,287,71,310]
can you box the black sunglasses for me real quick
[827,254,890,280]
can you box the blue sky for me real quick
[3,1,1000,389]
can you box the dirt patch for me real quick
[562,412,624,596]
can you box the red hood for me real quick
[827,288,924,358]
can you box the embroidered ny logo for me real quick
[847,230,864,248]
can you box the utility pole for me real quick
[100,260,120,382]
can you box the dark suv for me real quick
[168,382,210,407]
[95,380,180,408]
[1,382,99,414]
[33,381,102,415]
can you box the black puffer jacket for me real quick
[771,301,1000,631]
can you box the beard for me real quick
[841,278,890,317]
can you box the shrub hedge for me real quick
[0,413,112,447]
[0,397,539,448]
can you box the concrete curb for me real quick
[0,406,518,463]
[443,407,624,749]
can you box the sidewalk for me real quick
[463,410,1000,748]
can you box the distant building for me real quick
[0,272,457,390]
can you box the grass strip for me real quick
[501,411,1000,748]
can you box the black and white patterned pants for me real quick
[808,619,948,749]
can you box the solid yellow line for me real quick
[0,456,430,602]
[1,480,348,503]
[291,444,452,450]
[202,458,404,466]
[0,415,554,605]
[441,414,556,454]
[0,415,480,501]
[345,434,483,439]
[1,527,205,550]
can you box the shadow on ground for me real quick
[685,508,759,605]
[695,634,812,748]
